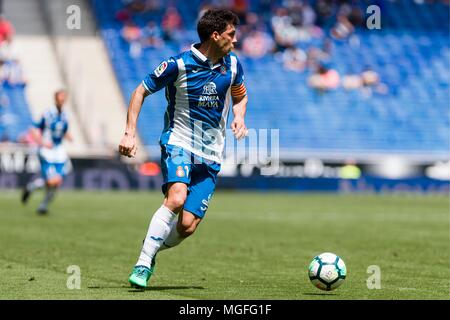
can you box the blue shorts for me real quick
[39,157,68,181]
[160,144,221,218]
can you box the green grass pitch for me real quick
[0,190,448,299]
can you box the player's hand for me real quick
[231,116,248,140]
[118,132,137,158]
[42,141,53,149]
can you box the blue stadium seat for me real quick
[90,0,450,155]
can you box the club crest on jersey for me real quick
[154,61,168,77]
[220,64,227,75]
[176,166,185,177]
[202,82,217,95]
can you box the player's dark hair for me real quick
[197,9,239,43]
[55,89,67,97]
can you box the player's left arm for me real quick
[64,132,73,143]
[230,58,248,140]
[231,92,248,140]
[63,121,73,142]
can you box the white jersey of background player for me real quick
[22,89,73,214]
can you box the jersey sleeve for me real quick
[63,120,69,135]
[231,59,247,97]
[34,115,45,131]
[142,58,179,94]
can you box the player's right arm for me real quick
[32,114,52,148]
[118,58,178,158]
[118,83,149,158]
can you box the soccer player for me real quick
[118,9,249,288]
[21,89,72,214]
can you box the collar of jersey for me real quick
[50,105,65,118]
[191,43,223,69]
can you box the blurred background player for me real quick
[21,89,72,214]
[118,8,248,288]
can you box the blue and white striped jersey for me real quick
[142,43,246,163]
[34,107,69,163]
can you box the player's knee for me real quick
[166,193,186,211]
[47,177,62,188]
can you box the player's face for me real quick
[216,24,237,56]
[55,92,67,110]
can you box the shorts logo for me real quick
[176,166,185,177]
[154,61,168,77]
[200,194,212,212]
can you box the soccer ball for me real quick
[308,252,346,291]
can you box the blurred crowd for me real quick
[0,14,25,87]
[113,0,400,96]
[0,14,27,143]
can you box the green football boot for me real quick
[128,259,156,288]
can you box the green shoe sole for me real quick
[128,274,147,288]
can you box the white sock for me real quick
[27,178,45,192]
[38,187,56,211]
[136,205,177,268]
[159,219,185,251]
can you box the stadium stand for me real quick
[2,0,136,158]
[91,0,449,160]
[0,12,32,143]
[0,83,32,142]
[1,0,88,152]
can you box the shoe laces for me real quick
[137,267,148,277]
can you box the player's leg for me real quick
[159,160,220,251]
[129,144,191,287]
[21,177,45,204]
[21,157,48,204]
[136,182,187,266]
[37,175,62,214]
[129,182,187,288]
[159,209,202,251]
[37,163,64,214]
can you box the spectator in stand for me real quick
[282,46,307,72]
[123,0,146,14]
[360,66,388,97]
[230,0,249,24]
[234,11,269,53]
[314,0,336,27]
[308,63,340,93]
[361,67,380,87]
[347,6,364,27]
[301,2,317,27]
[142,21,164,49]
[342,73,362,91]
[307,38,333,69]
[0,36,19,61]
[271,7,299,52]
[116,7,132,23]
[330,14,354,40]
[342,67,388,96]
[241,30,275,59]
[0,59,9,84]
[0,34,26,86]
[0,14,14,45]
[121,20,142,58]
[161,6,183,42]
[143,0,162,13]
[0,58,26,86]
